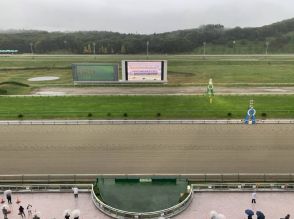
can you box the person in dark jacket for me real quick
[18,205,25,218]
[2,207,8,219]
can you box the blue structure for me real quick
[244,107,256,124]
[244,100,256,124]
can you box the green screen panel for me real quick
[72,64,118,82]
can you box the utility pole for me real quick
[93,42,96,55]
[29,43,34,55]
[63,40,67,53]
[146,41,149,59]
[203,42,206,59]
[265,41,269,56]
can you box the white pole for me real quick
[146,41,149,59]
[203,42,206,58]
[30,43,33,55]
[93,42,96,55]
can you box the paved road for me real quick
[0,124,294,174]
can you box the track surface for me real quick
[0,124,293,174]
[33,86,294,95]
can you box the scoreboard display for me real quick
[122,60,167,82]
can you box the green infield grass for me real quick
[0,55,294,95]
[0,95,294,119]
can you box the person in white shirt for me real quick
[73,187,79,198]
[251,192,256,203]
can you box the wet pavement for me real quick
[175,192,294,219]
[0,193,109,219]
[2,192,294,218]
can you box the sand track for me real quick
[33,86,294,95]
[0,124,293,174]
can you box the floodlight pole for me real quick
[203,42,206,59]
[93,42,96,55]
[63,40,67,54]
[265,41,269,56]
[29,43,34,55]
[146,41,149,59]
[233,40,236,54]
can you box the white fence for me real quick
[0,119,293,125]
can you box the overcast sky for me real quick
[0,0,293,33]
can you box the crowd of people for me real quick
[1,188,81,219]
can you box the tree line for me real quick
[0,18,294,54]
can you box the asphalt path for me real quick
[0,124,294,174]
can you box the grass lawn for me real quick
[0,95,294,119]
[0,55,294,94]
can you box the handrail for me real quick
[0,183,92,193]
[91,184,193,218]
[1,173,294,184]
[0,119,243,125]
[192,182,294,192]
[0,119,293,125]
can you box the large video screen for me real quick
[72,64,118,83]
[125,61,165,81]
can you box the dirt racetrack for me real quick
[33,86,294,95]
[0,124,294,174]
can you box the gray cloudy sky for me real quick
[0,0,293,33]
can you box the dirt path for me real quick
[0,124,294,174]
[33,86,294,95]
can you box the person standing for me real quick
[2,207,8,219]
[251,192,256,204]
[18,205,25,218]
[27,204,32,216]
[6,195,11,205]
[4,190,12,204]
[73,187,79,198]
